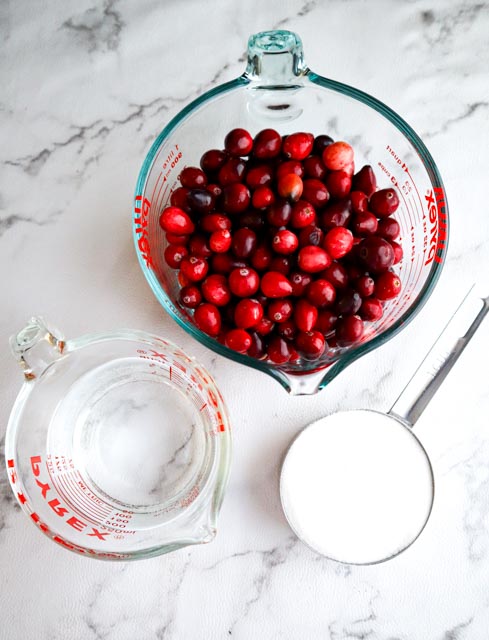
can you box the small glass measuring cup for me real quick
[134,29,448,395]
[280,286,489,564]
[5,318,231,560]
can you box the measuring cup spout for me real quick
[10,317,65,380]
[274,359,346,396]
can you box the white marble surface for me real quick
[1,0,489,638]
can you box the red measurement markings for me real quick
[53,472,104,525]
[134,195,155,270]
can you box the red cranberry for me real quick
[360,297,383,321]
[336,289,362,315]
[350,191,369,214]
[164,244,188,268]
[255,317,275,336]
[159,206,195,235]
[267,198,292,226]
[246,164,273,189]
[347,264,364,281]
[306,279,336,308]
[302,179,330,209]
[351,212,378,236]
[180,256,208,282]
[232,227,257,258]
[268,336,291,364]
[200,149,227,174]
[276,160,304,181]
[251,244,273,271]
[225,328,252,353]
[358,236,395,273]
[298,246,332,273]
[189,234,212,258]
[229,267,260,297]
[270,256,292,275]
[320,199,352,229]
[179,284,202,308]
[390,240,403,264]
[290,271,312,296]
[268,299,293,323]
[261,271,293,298]
[282,132,314,160]
[369,188,400,217]
[180,167,207,188]
[352,165,377,197]
[194,303,221,336]
[294,299,318,332]
[295,330,326,360]
[316,310,338,335]
[291,200,316,229]
[201,274,231,306]
[303,155,326,180]
[170,187,191,212]
[234,298,263,329]
[166,232,189,245]
[209,229,232,253]
[207,183,223,199]
[355,275,375,298]
[298,225,323,247]
[272,229,299,255]
[277,320,297,341]
[313,134,334,155]
[211,253,246,275]
[222,183,250,214]
[323,227,354,259]
[248,332,267,359]
[375,271,402,300]
[187,189,215,214]
[336,315,364,346]
[322,141,354,171]
[377,217,400,241]
[253,129,282,159]
[218,158,247,186]
[200,213,232,232]
[178,271,190,288]
[323,262,349,289]
[326,171,352,199]
[277,174,303,202]
[252,186,275,209]
[224,128,253,156]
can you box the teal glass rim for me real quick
[133,67,449,394]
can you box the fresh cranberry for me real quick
[358,236,395,273]
[267,198,292,226]
[336,315,364,346]
[211,253,246,275]
[272,229,299,255]
[390,240,403,264]
[179,284,202,309]
[209,229,232,253]
[200,213,232,232]
[245,164,273,189]
[224,128,253,156]
[222,183,250,214]
[277,174,303,202]
[232,228,257,258]
[251,244,273,271]
[224,328,252,353]
[166,232,189,245]
[164,244,188,268]
[180,167,207,188]
[268,299,293,323]
[306,279,336,308]
[261,271,293,298]
[270,256,293,275]
[180,256,208,282]
[298,246,332,273]
[207,182,222,198]
[228,267,260,297]
[322,141,354,171]
[194,303,221,336]
[255,317,275,336]
[178,271,190,288]
[200,149,227,174]
[277,320,297,341]
[276,160,304,181]
[253,129,282,159]
[355,275,375,298]
[313,134,334,155]
[316,310,338,334]
[351,212,378,236]
[170,187,191,212]
[326,171,352,199]
[352,165,377,196]
[187,189,215,214]
[347,264,364,281]
[248,332,267,359]
[298,224,323,247]
[189,234,212,258]
[252,186,275,209]
[294,299,318,332]
[302,179,330,209]
[303,155,326,180]
[377,217,400,241]
[291,200,316,229]
[201,274,231,306]
[282,132,314,160]
[234,298,263,329]
[218,158,247,186]
[375,271,402,299]
[268,336,291,364]
[295,330,326,360]
[350,191,369,214]
[336,289,362,315]
[360,297,383,321]
[159,206,195,235]
[323,227,354,260]
[369,188,400,217]
[320,199,352,229]
[323,262,349,289]
[290,271,313,296]
[236,211,265,231]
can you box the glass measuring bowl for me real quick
[5,318,231,560]
[134,29,448,395]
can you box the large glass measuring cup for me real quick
[5,318,231,560]
[134,30,448,394]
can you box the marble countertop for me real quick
[2,1,489,638]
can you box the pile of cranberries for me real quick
[159,128,402,364]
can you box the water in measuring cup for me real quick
[46,358,207,529]
[280,410,433,564]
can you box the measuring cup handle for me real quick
[389,286,489,427]
[10,317,65,380]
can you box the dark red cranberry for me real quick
[253,129,282,159]
[306,279,336,308]
[236,211,265,231]
[290,271,313,297]
[200,213,232,232]
[316,310,338,335]
[294,299,318,332]
[206,183,222,199]
[347,264,364,281]
[298,246,332,273]
[234,298,263,329]
[298,225,323,247]
[360,297,383,321]
[295,330,326,360]
[272,229,299,255]
[218,158,247,186]
[251,245,272,271]
[180,256,208,282]
[336,315,364,345]
[170,187,191,212]
[187,189,215,214]
[277,320,297,341]
[275,160,304,181]
[277,174,303,202]
[323,262,349,289]
[326,171,352,200]
[313,134,334,155]
[291,200,316,229]
[390,240,403,264]
[200,149,227,174]
[225,328,252,353]
[358,236,395,273]
[355,275,375,298]
[268,336,291,364]
[248,332,267,359]
[164,244,188,269]
[322,141,354,171]
[245,164,273,189]
[180,167,207,188]
[229,267,260,297]
[189,234,212,258]
[159,206,195,235]
[166,232,189,245]
[351,212,378,236]
[222,183,251,214]
[303,156,326,180]
[267,198,292,227]
[320,199,352,229]
[252,186,275,209]
[350,191,369,214]
[282,132,314,160]
[369,188,400,217]
[302,179,330,209]
[201,274,231,306]
[232,228,257,258]
[352,165,377,196]
[270,256,292,275]
[268,299,293,323]
[211,253,246,274]
[261,271,293,298]
[224,128,253,156]
[335,289,362,315]
[377,217,400,241]
[323,227,354,259]
[375,271,402,299]
[179,284,202,309]
[209,229,232,254]
[194,303,221,336]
